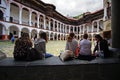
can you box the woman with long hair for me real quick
[34,32,53,58]
[13,32,42,61]
[13,33,33,61]
[93,34,110,58]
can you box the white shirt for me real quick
[79,39,91,55]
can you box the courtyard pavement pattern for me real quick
[0,41,14,57]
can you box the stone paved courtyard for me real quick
[0,40,66,57]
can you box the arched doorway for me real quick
[21,28,29,33]
[9,26,19,38]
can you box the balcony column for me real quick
[37,13,40,28]
[18,31,21,38]
[37,33,39,39]
[66,25,67,33]
[103,7,107,21]
[83,24,85,34]
[64,25,66,33]
[48,19,51,30]
[19,6,22,24]
[53,20,55,31]
[91,22,94,33]
[29,9,32,26]
[79,26,81,34]
[73,26,74,33]
[62,24,63,33]
[97,21,99,33]
[5,0,10,21]
[61,24,62,33]
[69,25,71,33]
[43,15,46,29]
[57,21,59,32]
[77,26,79,34]
[63,24,64,33]
[65,25,67,33]
[28,29,32,39]
[87,25,89,33]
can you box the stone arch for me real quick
[39,30,44,34]
[9,26,19,38]
[21,28,29,33]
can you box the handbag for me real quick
[59,50,74,61]
[26,48,43,61]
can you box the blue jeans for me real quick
[45,53,53,58]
